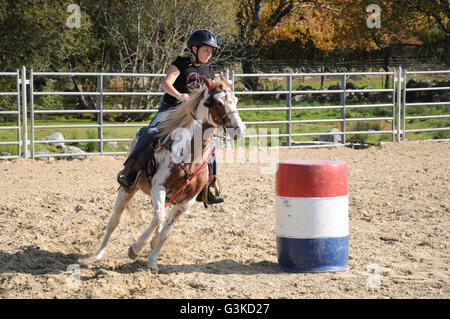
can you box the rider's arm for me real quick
[162,65,189,102]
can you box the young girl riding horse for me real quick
[117,29,224,204]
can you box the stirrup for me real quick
[117,169,139,188]
[199,185,224,208]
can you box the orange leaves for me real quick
[237,0,447,55]
[252,0,341,50]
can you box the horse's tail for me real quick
[125,196,136,215]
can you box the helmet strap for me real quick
[191,46,201,65]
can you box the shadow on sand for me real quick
[1,246,281,276]
[106,258,281,275]
[0,246,85,275]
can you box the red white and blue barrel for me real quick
[275,159,349,272]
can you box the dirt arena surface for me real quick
[0,140,448,299]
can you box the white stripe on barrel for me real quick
[276,159,349,272]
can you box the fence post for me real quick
[97,75,103,153]
[16,69,22,158]
[286,74,292,147]
[340,75,347,144]
[402,68,407,141]
[396,66,402,142]
[30,69,35,159]
[231,69,235,92]
[21,66,28,158]
[391,69,396,142]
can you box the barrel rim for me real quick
[278,159,347,166]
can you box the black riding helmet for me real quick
[187,29,219,64]
[187,29,220,50]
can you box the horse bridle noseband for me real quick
[208,92,238,131]
[215,108,238,130]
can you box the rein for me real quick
[166,145,216,204]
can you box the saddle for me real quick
[136,127,158,179]
[147,142,222,208]
[121,127,221,208]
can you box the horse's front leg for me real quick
[147,198,196,273]
[128,183,166,260]
[95,186,137,259]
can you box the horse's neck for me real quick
[169,120,215,164]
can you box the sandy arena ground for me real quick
[0,140,448,299]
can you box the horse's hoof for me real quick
[94,250,104,260]
[128,246,138,260]
[148,263,159,273]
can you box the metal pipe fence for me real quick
[232,69,397,147]
[29,70,164,159]
[0,70,22,159]
[1,67,449,159]
[402,70,450,140]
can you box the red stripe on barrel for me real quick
[276,159,348,198]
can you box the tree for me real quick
[235,0,342,89]
[331,0,448,86]
[236,0,299,88]
[98,0,237,112]
[404,0,449,37]
[0,0,238,112]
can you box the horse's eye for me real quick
[204,97,214,107]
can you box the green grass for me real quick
[235,98,447,145]
[0,116,148,157]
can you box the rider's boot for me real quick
[117,146,154,188]
[196,186,224,205]
[206,186,224,203]
[196,175,224,205]
[117,157,138,188]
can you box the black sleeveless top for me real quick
[162,56,215,107]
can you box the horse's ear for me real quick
[202,75,218,92]
[219,73,231,89]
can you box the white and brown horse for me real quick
[94,74,245,272]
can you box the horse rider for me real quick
[117,29,224,204]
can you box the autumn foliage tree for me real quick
[329,0,448,86]
[236,0,343,88]
[1,1,448,85]
[234,0,448,89]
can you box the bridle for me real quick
[208,89,239,131]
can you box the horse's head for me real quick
[201,74,246,140]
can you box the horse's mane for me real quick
[156,88,207,141]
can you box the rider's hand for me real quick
[178,93,190,102]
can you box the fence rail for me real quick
[0,70,21,159]
[402,69,450,140]
[232,69,397,146]
[0,66,449,159]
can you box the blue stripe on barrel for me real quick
[276,159,349,273]
[277,236,349,272]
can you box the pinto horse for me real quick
[94,74,246,272]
